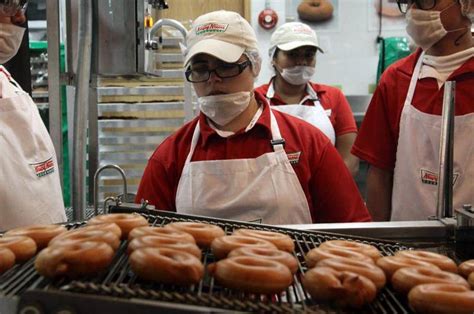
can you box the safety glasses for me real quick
[0,0,28,17]
[396,0,436,13]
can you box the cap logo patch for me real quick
[31,157,55,178]
[291,25,313,35]
[196,23,228,35]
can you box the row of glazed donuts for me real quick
[127,222,299,294]
[127,222,209,285]
[382,251,474,313]
[208,229,297,294]
[302,239,474,312]
[0,224,68,273]
[303,240,384,308]
[34,213,148,278]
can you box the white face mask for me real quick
[198,91,252,126]
[406,3,466,51]
[278,66,315,85]
[0,23,25,64]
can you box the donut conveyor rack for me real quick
[4,207,457,314]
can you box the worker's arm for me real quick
[335,132,359,177]
[366,165,393,221]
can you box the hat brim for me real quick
[277,41,324,53]
[184,39,246,66]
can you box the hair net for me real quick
[460,0,474,22]
[243,49,262,77]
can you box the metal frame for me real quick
[46,0,63,184]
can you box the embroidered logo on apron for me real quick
[287,151,301,165]
[420,169,459,186]
[31,157,55,177]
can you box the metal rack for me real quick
[1,211,414,314]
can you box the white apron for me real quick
[391,53,474,221]
[267,82,336,145]
[175,108,313,225]
[0,67,66,230]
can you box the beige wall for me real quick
[160,0,250,24]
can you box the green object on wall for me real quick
[377,37,411,84]
[29,41,70,207]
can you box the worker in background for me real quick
[255,22,360,177]
[352,0,474,221]
[136,10,370,224]
[0,0,66,230]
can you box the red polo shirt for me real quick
[255,80,358,136]
[352,49,474,171]
[136,92,370,223]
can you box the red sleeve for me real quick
[310,142,371,222]
[351,73,399,171]
[135,149,180,211]
[332,89,358,136]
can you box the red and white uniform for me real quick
[353,49,474,220]
[255,79,358,140]
[0,66,66,231]
[136,92,370,224]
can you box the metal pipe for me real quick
[93,164,128,216]
[437,81,456,219]
[72,0,93,221]
[46,0,63,187]
[149,18,187,41]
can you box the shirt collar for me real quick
[198,92,273,148]
[398,48,474,78]
[265,77,320,105]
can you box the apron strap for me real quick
[406,52,426,105]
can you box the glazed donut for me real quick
[469,272,474,289]
[5,224,67,249]
[164,222,225,248]
[395,250,458,273]
[233,229,294,252]
[127,235,201,259]
[391,266,469,294]
[129,247,204,285]
[35,241,115,278]
[317,257,386,289]
[128,226,195,244]
[0,236,37,262]
[87,213,148,239]
[297,0,334,23]
[77,222,122,239]
[208,256,293,294]
[306,247,374,268]
[408,283,474,314]
[211,235,277,260]
[0,248,15,274]
[376,255,440,279]
[228,246,298,274]
[459,259,474,278]
[319,240,382,261]
[302,266,377,308]
[49,229,120,251]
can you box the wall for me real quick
[250,0,409,95]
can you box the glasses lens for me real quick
[186,68,209,83]
[215,64,241,78]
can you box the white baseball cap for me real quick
[184,10,259,66]
[269,22,324,57]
